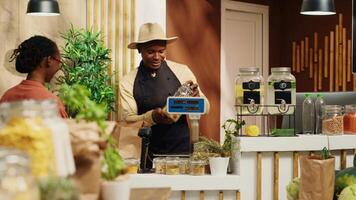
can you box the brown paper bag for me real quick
[299,155,335,200]
[111,121,143,159]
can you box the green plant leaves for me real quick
[58,26,115,114]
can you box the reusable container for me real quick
[124,158,140,174]
[190,160,206,176]
[322,105,344,135]
[153,157,166,174]
[165,158,180,175]
[179,158,190,174]
[267,67,296,114]
[235,67,264,114]
[343,105,356,134]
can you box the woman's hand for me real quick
[152,108,174,124]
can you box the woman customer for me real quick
[0,35,67,118]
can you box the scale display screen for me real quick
[167,97,206,114]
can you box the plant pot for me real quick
[101,175,130,200]
[209,157,229,176]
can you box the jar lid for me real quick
[323,105,343,113]
[153,157,166,163]
[239,67,259,72]
[190,160,206,165]
[124,158,140,165]
[345,105,356,112]
[271,67,291,73]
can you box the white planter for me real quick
[209,157,229,176]
[101,175,130,200]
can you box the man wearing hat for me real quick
[120,23,209,159]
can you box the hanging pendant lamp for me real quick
[26,0,60,16]
[300,0,336,15]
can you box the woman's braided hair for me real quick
[10,35,57,73]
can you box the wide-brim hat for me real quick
[128,23,178,49]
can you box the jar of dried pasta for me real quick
[344,105,356,134]
[179,158,190,174]
[165,158,180,175]
[124,158,140,174]
[153,157,166,174]
[190,160,206,176]
[322,105,344,135]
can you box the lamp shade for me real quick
[26,0,60,16]
[300,0,336,15]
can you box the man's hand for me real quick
[152,108,174,124]
[185,80,200,97]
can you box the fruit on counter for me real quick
[271,128,295,137]
[245,125,260,136]
[334,155,356,199]
[286,177,300,200]
[338,184,356,200]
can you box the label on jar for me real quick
[273,80,291,90]
[243,91,260,104]
[274,91,291,104]
[242,81,260,90]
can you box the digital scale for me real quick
[166,97,206,114]
[167,97,207,143]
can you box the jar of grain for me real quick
[124,158,140,174]
[179,158,190,174]
[190,160,206,176]
[344,105,356,134]
[153,157,166,174]
[322,105,344,135]
[165,158,180,175]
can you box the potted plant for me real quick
[59,84,129,200]
[57,26,115,116]
[192,119,245,176]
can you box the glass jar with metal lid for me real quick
[235,67,264,114]
[267,67,296,114]
[0,148,39,200]
[322,105,344,135]
[343,105,356,134]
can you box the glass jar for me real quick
[190,160,206,176]
[267,67,296,114]
[165,158,180,175]
[0,148,39,200]
[39,100,75,177]
[179,158,190,174]
[343,105,356,134]
[322,105,344,135]
[235,67,264,114]
[153,157,166,174]
[124,158,140,174]
[0,100,56,177]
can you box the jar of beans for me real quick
[344,105,356,134]
[322,105,344,135]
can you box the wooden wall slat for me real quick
[309,48,313,78]
[296,45,300,73]
[341,150,347,170]
[200,191,205,200]
[324,36,328,78]
[305,37,309,68]
[301,41,304,71]
[181,191,186,200]
[257,152,262,200]
[348,39,351,82]
[330,31,334,91]
[342,28,347,91]
[335,25,339,91]
[292,42,296,72]
[318,49,322,90]
[273,152,279,200]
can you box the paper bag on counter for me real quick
[299,155,335,200]
[66,119,104,199]
[111,121,143,159]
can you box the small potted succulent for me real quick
[192,119,245,176]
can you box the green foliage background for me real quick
[58,26,115,115]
